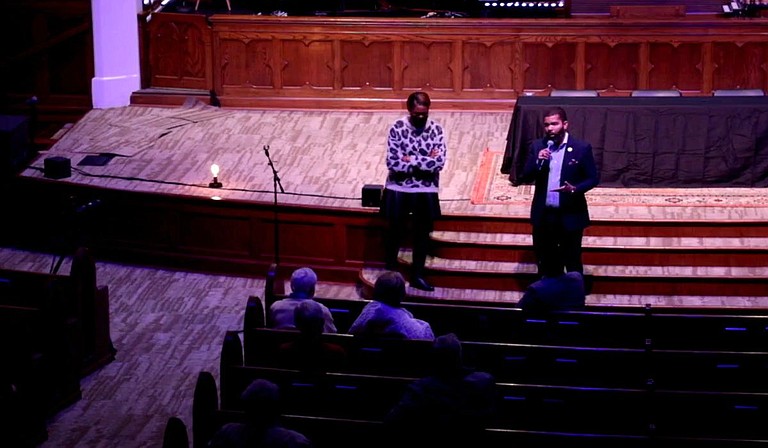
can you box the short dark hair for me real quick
[543,106,567,122]
[407,91,431,111]
[373,271,406,307]
[294,300,325,335]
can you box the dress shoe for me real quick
[410,276,434,292]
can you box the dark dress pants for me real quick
[532,207,584,277]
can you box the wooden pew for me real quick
[240,326,768,392]
[262,263,768,348]
[0,247,115,377]
[209,363,768,446]
[240,327,650,388]
[254,293,649,348]
[0,248,115,425]
[255,288,768,352]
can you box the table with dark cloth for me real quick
[502,96,768,187]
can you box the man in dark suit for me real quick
[518,107,599,278]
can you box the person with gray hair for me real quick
[348,271,434,340]
[208,379,313,448]
[269,267,337,333]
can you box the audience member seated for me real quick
[384,333,497,448]
[348,271,434,340]
[276,300,347,372]
[269,267,337,333]
[516,271,586,312]
[208,379,313,448]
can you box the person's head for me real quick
[240,379,281,423]
[543,106,569,143]
[373,271,406,307]
[294,299,325,336]
[431,332,463,373]
[406,91,431,130]
[290,267,317,298]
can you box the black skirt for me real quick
[380,188,441,222]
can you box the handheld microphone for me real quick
[538,140,555,169]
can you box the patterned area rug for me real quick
[471,150,768,207]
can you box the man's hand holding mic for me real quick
[537,140,555,169]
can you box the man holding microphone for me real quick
[518,107,599,279]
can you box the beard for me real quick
[546,130,565,146]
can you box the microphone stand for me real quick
[263,145,284,266]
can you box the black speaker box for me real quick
[44,156,71,179]
[361,184,383,207]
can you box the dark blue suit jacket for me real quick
[519,136,599,231]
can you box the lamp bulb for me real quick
[211,164,220,177]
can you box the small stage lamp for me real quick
[209,163,223,188]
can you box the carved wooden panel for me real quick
[218,38,269,88]
[585,43,639,91]
[148,13,211,90]
[648,43,703,90]
[401,41,455,91]
[138,14,768,109]
[524,42,577,90]
[463,41,517,91]
[712,42,768,90]
[341,41,394,89]
[282,40,335,89]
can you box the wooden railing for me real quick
[137,13,768,110]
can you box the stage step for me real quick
[360,246,768,301]
[431,231,768,267]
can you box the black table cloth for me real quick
[502,96,768,188]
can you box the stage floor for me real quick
[21,101,768,223]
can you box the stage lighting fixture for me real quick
[209,163,223,188]
[478,0,570,17]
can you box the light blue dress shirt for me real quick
[545,133,569,208]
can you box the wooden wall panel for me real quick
[219,39,249,87]
[712,42,768,91]
[245,40,276,88]
[462,41,517,91]
[585,43,638,91]
[346,224,385,264]
[648,43,703,91]
[524,43,577,90]
[177,213,253,257]
[282,40,335,89]
[277,220,338,263]
[401,42,455,91]
[341,42,394,89]
[147,13,211,90]
[218,37,276,88]
[136,15,768,110]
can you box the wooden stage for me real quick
[6,103,768,308]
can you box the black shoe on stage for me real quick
[410,276,435,292]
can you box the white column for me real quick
[90,0,143,109]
